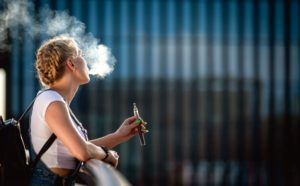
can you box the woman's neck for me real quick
[49,79,78,105]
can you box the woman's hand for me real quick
[103,150,119,167]
[90,116,144,149]
[114,116,140,142]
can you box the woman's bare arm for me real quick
[45,101,107,161]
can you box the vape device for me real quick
[133,103,148,146]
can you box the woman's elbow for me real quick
[70,142,99,162]
[72,145,91,162]
[75,152,90,162]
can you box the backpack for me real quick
[0,90,85,186]
[0,116,32,185]
[0,90,56,186]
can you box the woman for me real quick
[30,36,140,185]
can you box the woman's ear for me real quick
[66,58,75,71]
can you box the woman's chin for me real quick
[79,77,90,85]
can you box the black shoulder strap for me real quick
[30,134,57,169]
[18,89,51,123]
[16,88,55,169]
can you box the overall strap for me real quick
[65,108,88,182]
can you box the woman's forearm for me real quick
[90,116,138,148]
[85,142,107,160]
[90,132,126,149]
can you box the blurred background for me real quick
[0,0,300,185]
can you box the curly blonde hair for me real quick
[35,36,78,86]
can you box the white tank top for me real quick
[30,90,85,169]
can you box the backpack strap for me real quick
[17,89,51,123]
[30,134,56,169]
[15,88,54,169]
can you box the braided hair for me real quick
[35,36,78,86]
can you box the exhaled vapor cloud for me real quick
[0,0,115,78]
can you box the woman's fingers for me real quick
[104,150,119,167]
[125,116,137,125]
[111,150,119,159]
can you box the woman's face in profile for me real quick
[72,50,90,84]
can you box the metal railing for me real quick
[76,159,131,186]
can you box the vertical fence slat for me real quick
[268,1,275,185]
[283,0,292,185]
[220,1,230,185]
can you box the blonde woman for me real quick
[30,36,139,185]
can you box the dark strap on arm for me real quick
[15,89,56,169]
[18,89,50,123]
[30,134,57,169]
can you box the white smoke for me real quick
[86,45,116,78]
[0,0,115,78]
[0,0,36,49]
